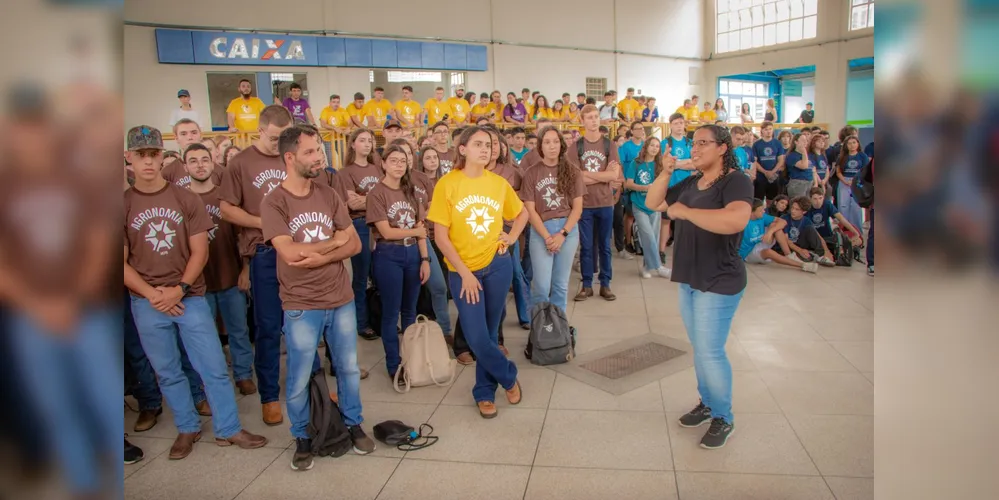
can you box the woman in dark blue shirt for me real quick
[835,136,869,231]
[785,133,815,198]
[807,134,832,203]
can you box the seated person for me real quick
[805,187,863,248]
[741,199,818,273]
[766,194,789,218]
[778,197,836,266]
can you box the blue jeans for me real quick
[528,218,579,313]
[634,209,663,272]
[250,244,283,404]
[677,283,744,424]
[130,296,242,438]
[283,305,363,438]
[426,244,451,335]
[206,286,253,382]
[866,207,874,266]
[510,239,530,325]
[579,206,614,288]
[372,243,422,376]
[521,230,534,283]
[10,309,122,495]
[124,291,205,409]
[837,182,864,235]
[449,255,518,402]
[351,217,373,331]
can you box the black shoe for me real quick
[347,425,376,455]
[659,251,667,264]
[700,418,735,449]
[678,401,713,428]
[124,437,144,465]
[291,438,314,471]
[666,237,674,247]
[358,327,379,341]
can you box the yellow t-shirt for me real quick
[532,107,554,122]
[362,99,393,127]
[470,102,495,120]
[226,97,267,132]
[675,105,699,122]
[700,109,717,122]
[395,99,422,125]
[319,106,351,129]
[524,102,535,118]
[345,103,366,126]
[426,169,524,272]
[424,98,451,125]
[617,98,641,121]
[446,97,470,124]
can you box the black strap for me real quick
[396,423,439,451]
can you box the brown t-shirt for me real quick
[434,147,457,176]
[567,137,621,208]
[199,187,242,292]
[332,162,382,219]
[518,148,542,170]
[124,182,215,296]
[218,146,287,257]
[365,182,425,241]
[519,162,586,222]
[260,181,353,310]
[161,158,223,188]
[410,169,434,210]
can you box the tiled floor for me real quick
[125,255,874,500]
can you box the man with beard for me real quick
[447,87,470,126]
[260,125,374,471]
[184,143,255,396]
[227,79,267,133]
[219,105,293,425]
[160,118,211,187]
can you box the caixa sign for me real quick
[159,30,319,66]
[207,36,306,61]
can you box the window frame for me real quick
[715,0,819,55]
[849,0,875,31]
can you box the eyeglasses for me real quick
[692,139,721,148]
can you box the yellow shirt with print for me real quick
[319,107,351,129]
[362,99,393,127]
[424,98,451,125]
[699,109,717,123]
[426,169,524,272]
[446,97,470,124]
[345,103,366,126]
[617,98,641,121]
[226,97,267,132]
[675,105,699,122]
[395,99,422,125]
[470,102,495,121]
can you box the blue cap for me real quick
[177,89,190,98]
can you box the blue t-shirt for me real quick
[806,200,839,238]
[625,160,657,213]
[785,151,813,181]
[665,135,692,187]
[734,146,749,171]
[618,140,643,170]
[753,139,785,172]
[510,147,529,165]
[810,152,830,182]
[740,213,776,259]
[864,142,874,158]
[781,214,814,244]
[841,152,869,179]
[642,107,659,123]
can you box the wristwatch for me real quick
[421,257,431,263]
[560,228,570,237]
[179,282,191,295]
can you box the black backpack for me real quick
[366,286,382,335]
[416,285,436,320]
[307,369,352,457]
[832,231,854,267]
[850,160,874,208]
[524,302,575,366]
[576,136,612,165]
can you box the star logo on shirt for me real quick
[465,207,494,238]
[208,224,218,242]
[542,186,563,209]
[789,226,800,242]
[302,225,329,243]
[812,213,823,225]
[764,147,773,156]
[265,181,280,194]
[242,104,252,114]
[397,211,415,229]
[145,220,176,254]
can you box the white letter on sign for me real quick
[228,38,249,59]
[285,40,305,60]
[209,37,228,58]
[251,39,260,59]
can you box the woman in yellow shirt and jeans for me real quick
[427,126,529,419]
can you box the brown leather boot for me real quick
[599,286,617,301]
[477,401,497,419]
[133,408,162,432]
[235,379,257,396]
[195,400,212,417]
[505,380,522,405]
[262,402,284,426]
[216,430,268,449]
[168,431,201,460]
[456,352,474,365]
[574,287,594,301]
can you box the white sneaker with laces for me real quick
[641,270,652,279]
[801,261,819,273]
[657,267,672,278]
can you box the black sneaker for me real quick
[678,401,713,428]
[291,438,314,471]
[358,327,379,341]
[124,437,144,465]
[700,418,735,449]
[659,251,667,264]
[347,425,376,455]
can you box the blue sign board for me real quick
[155,29,488,71]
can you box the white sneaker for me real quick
[801,261,819,273]
[817,255,835,267]
[641,270,652,279]
[617,250,635,260]
[788,253,804,264]
[657,267,672,278]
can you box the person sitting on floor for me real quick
[766,194,789,218]
[741,198,818,273]
[778,197,836,266]
[805,187,863,252]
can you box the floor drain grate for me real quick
[579,342,687,380]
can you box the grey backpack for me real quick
[526,302,574,366]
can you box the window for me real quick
[450,72,465,96]
[585,77,607,101]
[850,0,874,30]
[386,71,442,83]
[718,78,770,123]
[716,0,818,54]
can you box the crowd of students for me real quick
[124,88,872,475]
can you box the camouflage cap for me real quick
[127,125,164,151]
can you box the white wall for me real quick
[702,0,873,132]
[124,0,707,130]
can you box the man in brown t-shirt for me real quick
[569,104,622,302]
[260,125,375,471]
[123,125,267,460]
[160,118,223,188]
[429,121,456,175]
[183,143,256,397]
[218,105,292,425]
